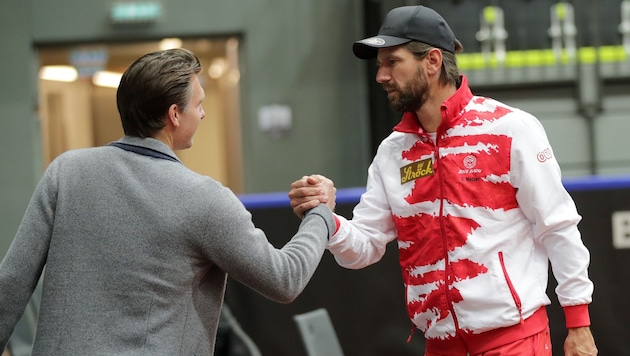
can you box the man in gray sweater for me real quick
[0,48,336,355]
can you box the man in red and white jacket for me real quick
[290,5,597,356]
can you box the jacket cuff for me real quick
[333,215,341,235]
[563,304,591,328]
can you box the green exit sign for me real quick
[111,2,162,23]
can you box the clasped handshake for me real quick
[288,175,336,218]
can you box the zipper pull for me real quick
[407,325,416,343]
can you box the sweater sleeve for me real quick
[200,187,335,303]
[0,163,57,349]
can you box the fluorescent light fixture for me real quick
[92,71,123,88]
[159,38,182,50]
[39,65,78,82]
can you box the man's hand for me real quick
[564,326,597,356]
[289,175,336,218]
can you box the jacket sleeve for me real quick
[326,152,398,269]
[510,111,593,326]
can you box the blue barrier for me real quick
[562,174,630,191]
[238,174,630,209]
[238,187,367,209]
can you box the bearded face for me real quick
[383,66,429,113]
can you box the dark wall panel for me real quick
[225,202,425,356]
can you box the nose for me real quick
[376,67,390,84]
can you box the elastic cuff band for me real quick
[564,304,591,328]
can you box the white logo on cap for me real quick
[362,37,386,46]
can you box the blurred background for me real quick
[1,0,629,355]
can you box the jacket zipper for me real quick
[498,251,524,323]
[434,125,465,346]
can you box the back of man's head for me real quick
[117,48,202,138]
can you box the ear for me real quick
[167,104,180,127]
[424,48,443,76]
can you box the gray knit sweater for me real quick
[0,136,335,355]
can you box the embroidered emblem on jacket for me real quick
[458,155,483,175]
[400,158,434,184]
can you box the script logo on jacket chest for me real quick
[400,158,434,184]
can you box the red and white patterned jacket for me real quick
[328,75,593,350]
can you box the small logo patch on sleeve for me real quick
[537,148,553,162]
[400,158,434,184]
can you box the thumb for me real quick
[306,175,321,185]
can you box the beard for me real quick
[383,67,429,113]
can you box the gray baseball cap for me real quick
[353,5,457,59]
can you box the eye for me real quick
[377,61,390,69]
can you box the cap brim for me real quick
[352,35,412,59]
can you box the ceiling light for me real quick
[39,65,78,82]
[228,69,240,84]
[208,58,227,79]
[159,38,183,50]
[92,71,123,88]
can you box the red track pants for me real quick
[424,328,552,356]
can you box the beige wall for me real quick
[39,79,95,164]
[38,39,243,191]
[40,74,237,188]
